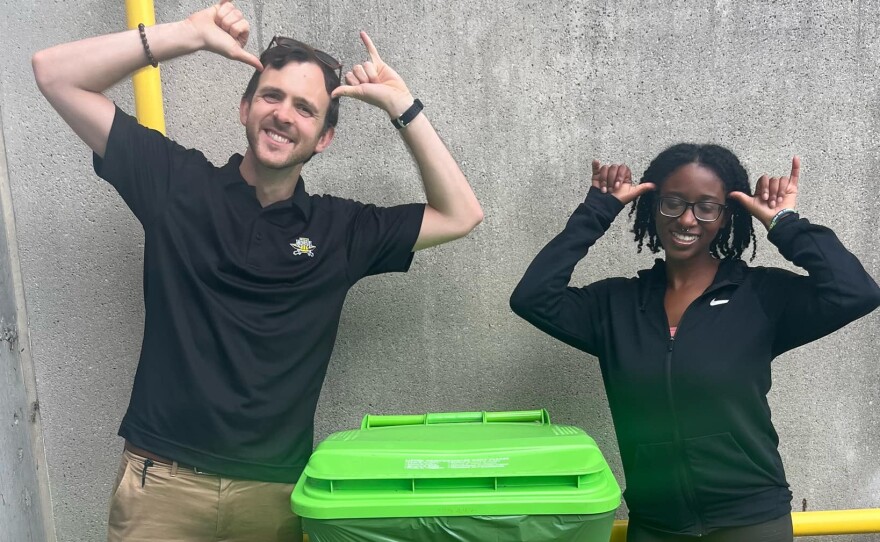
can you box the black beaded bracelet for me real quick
[138,23,158,68]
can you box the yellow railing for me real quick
[609,509,880,541]
[124,0,166,134]
[790,509,880,537]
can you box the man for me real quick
[32,1,482,540]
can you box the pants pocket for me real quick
[110,452,130,500]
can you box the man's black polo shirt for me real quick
[93,107,424,482]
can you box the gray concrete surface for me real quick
[1,0,879,540]
[0,103,54,541]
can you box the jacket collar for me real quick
[637,258,748,311]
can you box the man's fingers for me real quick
[219,8,242,33]
[363,61,379,81]
[591,159,601,177]
[230,49,263,71]
[352,64,370,84]
[360,31,383,65]
[216,0,235,21]
[331,84,366,100]
[790,155,801,186]
[229,20,249,46]
[344,71,359,86]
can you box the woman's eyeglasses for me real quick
[657,196,727,223]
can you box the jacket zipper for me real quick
[665,318,706,534]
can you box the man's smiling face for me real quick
[240,61,334,172]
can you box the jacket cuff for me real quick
[766,212,802,247]
[583,186,626,218]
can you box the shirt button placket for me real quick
[248,226,264,269]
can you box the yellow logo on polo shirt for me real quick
[291,237,317,258]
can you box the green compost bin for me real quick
[292,409,620,542]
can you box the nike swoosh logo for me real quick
[710,298,729,306]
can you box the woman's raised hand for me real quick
[729,156,800,229]
[591,159,655,205]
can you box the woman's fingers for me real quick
[775,176,790,207]
[789,156,801,187]
[591,160,636,195]
[605,164,620,193]
[615,165,630,189]
[767,176,780,208]
[756,174,769,202]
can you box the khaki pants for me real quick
[108,449,302,542]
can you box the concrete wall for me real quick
[1,0,878,540]
[0,103,54,542]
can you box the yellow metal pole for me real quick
[303,510,880,541]
[609,509,880,540]
[792,508,880,536]
[124,0,166,134]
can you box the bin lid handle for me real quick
[360,409,551,429]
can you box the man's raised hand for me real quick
[187,0,262,71]
[331,32,414,118]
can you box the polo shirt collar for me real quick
[221,154,312,221]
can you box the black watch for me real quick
[391,99,424,129]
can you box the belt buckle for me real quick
[192,466,212,475]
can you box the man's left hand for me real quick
[331,32,414,118]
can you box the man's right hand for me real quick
[186,0,262,70]
[591,159,655,205]
[33,0,263,158]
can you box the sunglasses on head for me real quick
[266,36,343,80]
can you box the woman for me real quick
[509,144,880,542]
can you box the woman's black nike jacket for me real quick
[509,187,880,535]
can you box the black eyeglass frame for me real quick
[657,196,728,223]
[265,36,343,81]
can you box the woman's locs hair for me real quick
[628,143,758,262]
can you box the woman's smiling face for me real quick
[655,163,729,262]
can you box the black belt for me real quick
[124,441,215,475]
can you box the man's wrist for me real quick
[175,20,206,55]
[137,20,203,64]
[390,99,423,129]
[385,94,416,119]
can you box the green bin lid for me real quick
[292,409,621,519]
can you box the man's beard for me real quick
[245,124,315,170]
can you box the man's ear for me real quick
[314,126,335,154]
[239,98,251,126]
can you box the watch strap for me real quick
[391,99,424,129]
